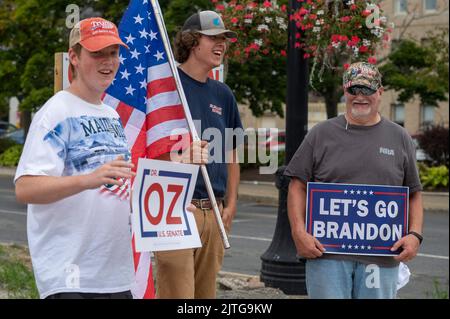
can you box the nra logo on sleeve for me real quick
[209,104,223,116]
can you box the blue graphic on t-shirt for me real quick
[44,116,130,175]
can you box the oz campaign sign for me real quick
[132,158,200,252]
[306,182,409,256]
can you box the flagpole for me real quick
[151,0,230,249]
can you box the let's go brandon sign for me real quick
[306,182,409,256]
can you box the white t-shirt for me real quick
[15,91,134,298]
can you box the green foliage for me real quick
[428,280,449,299]
[418,164,449,191]
[0,145,23,167]
[164,0,213,37]
[228,57,285,117]
[0,138,18,155]
[380,29,449,107]
[0,244,39,299]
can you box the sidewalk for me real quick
[1,166,448,211]
[239,180,449,212]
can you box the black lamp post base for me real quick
[260,259,307,295]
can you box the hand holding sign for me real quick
[293,230,326,259]
[391,234,420,262]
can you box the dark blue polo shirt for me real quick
[178,68,243,199]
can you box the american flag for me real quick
[102,0,190,299]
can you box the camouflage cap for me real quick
[343,62,382,91]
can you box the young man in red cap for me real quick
[15,17,207,299]
[14,17,136,299]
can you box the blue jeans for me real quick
[305,259,399,299]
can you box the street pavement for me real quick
[0,173,448,299]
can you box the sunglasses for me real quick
[346,86,377,96]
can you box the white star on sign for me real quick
[363,191,367,195]
[357,190,361,195]
[350,190,355,194]
[139,79,147,89]
[369,191,374,195]
[348,245,352,249]
[135,64,145,75]
[149,30,158,41]
[125,33,136,45]
[361,245,365,250]
[134,14,144,25]
[139,28,149,39]
[344,190,348,194]
[120,69,131,80]
[354,245,359,249]
[130,49,141,60]
[145,45,151,53]
[154,50,164,61]
[341,244,346,249]
[367,246,372,250]
[125,84,136,96]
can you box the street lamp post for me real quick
[260,0,309,295]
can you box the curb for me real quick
[0,167,16,177]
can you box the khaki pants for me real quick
[154,205,228,299]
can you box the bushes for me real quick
[416,125,449,167]
[418,163,449,191]
[0,138,17,155]
[0,145,23,167]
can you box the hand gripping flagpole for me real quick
[151,0,230,249]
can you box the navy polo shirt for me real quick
[178,68,243,199]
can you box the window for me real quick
[421,105,435,127]
[424,0,437,12]
[395,0,408,15]
[391,103,405,127]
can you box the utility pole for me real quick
[260,0,309,295]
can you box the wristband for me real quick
[408,231,423,245]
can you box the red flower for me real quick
[303,53,311,59]
[351,36,360,43]
[359,45,368,53]
[344,63,350,70]
[281,5,287,12]
[215,4,225,11]
[350,4,357,10]
[231,17,239,24]
[263,1,272,8]
[235,4,244,11]
[368,56,377,64]
[280,50,287,57]
[229,37,238,43]
[340,16,351,22]
[362,10,371,17]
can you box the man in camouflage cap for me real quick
[284,61,424,299]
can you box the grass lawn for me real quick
[0,243,38,299]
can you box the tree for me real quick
[380,29,449,108]
[0,0,73,130]
[0,0,129,133]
